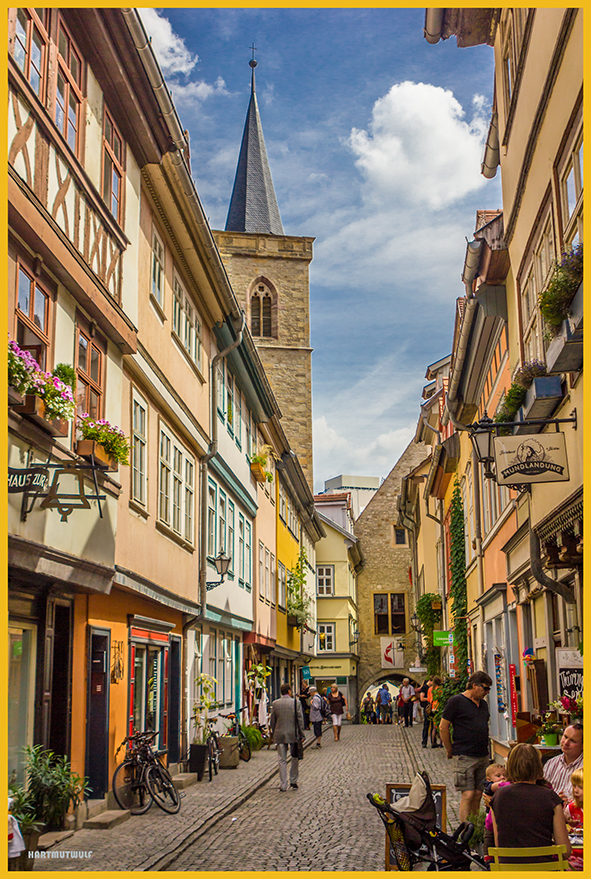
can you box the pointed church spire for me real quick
[225,52,284,235]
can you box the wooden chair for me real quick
[488,844,569,871]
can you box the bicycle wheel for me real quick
[239,730,251,762]
[112,760,152,814]
[145,763,181,814]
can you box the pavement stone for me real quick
[30,722,462,872]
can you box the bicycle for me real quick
[204,717,223,781]
[112,730,181,814]
[218,706,251,762]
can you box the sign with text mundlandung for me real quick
[493,433,569,485]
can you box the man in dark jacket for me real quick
[270,682,305,791]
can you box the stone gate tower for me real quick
[213,58,314,490]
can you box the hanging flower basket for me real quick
[75,439,118,472]
[16,394,70,437]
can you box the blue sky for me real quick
[139,7,501,493]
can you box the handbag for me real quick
[291,697,304,760]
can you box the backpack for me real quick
[319,696,331,719]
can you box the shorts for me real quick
[453,754,489,792]
[332,713,342,726]
[312,720,323,738]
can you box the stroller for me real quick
[368,771,488,871]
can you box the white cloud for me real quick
[139,9,198,77]
[168,77,229,107]
[348,80,488,210]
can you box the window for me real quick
[317,566,334,596]
[279,481,287,522]
[158,423,195,545]
[76,325,103,419]
[374,593,406,635]
[173,274,203,370]
[227,502,235,577]
[151,228,165,307]
[131,388,148,507]
[270,554,276,606]
[394,527,407,546]
[216,359,225,415]
[132,643,166,734]
[278,562,287,609]
[15,264,51,370]
[559,130,583,249]
[244,521,252,591]
[318,623,335,653]
[251,282,274,337]
[102,110,124,223]
[217,632,226,704]
[208,630,217,702]
[13,8,48,99]
[54,21,83,154]
[218,492,226,554]
[8,622,37,785]
[518,210,555,363]
[235,391,242,449]
[259,542,265,599]
[265,548,271,601]
[226,372,234,434]
[207,484,216,557]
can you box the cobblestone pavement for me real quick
[32,721,462,872]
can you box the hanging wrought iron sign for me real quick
[493,433,569,485]
[8,466,49,493]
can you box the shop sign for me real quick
[301,665,311,681]
[494,652,506,712]
[8,466,49,493]
[433,630,454,646]
[493,433,569,485]
[556,648,583,701]
[409,667,428,674]
[508,664,518,727]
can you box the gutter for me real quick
[424,8,444,43]
[481,112,500,179]
[461,238,483,298]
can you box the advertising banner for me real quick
[493,433,569,485]
[433,630,454,646]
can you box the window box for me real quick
[15,394,69,436]
[75,439,118,472]
[287,614,298,627]
[8,386,24,407]
[250,461,266,483]
[521,375,563,420]
[545,322,583,374]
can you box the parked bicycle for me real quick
[218,706,251,762]
[203,718,222,782]
[112,730,181,814]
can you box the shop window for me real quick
[15,264,51,370]
[8,622,37,785]
[13,8,49,99]
[318,623,335,652]
[129,618,174,743]
[54,20,83,154]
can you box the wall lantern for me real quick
[469,411,496,478]
[205,550,231,591]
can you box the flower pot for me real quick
[75,439,118,472]
[287,614,298,627]
[8,386,24,407]
[15,395,70,436]
[218,736,240,769]
[541,733,558,746]
[9,827,41,871]
[189,743,208,781]
[250,461,266,483]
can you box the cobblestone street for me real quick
[32,722,461,872]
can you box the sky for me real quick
[138,7,502,493]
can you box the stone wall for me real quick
[355,441,430,697]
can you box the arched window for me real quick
[250,282,274,337]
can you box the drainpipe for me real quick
[530,526,576,605]
[481,112,500,179]
[424,8,444,43]
[471,448,486,671]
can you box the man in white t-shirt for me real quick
[400,677,416,728]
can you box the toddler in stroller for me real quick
[368,770,487,871]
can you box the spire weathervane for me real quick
[249,43,258,91]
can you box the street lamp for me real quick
[205,550,231,591]
[469,411,496,478]
[410,612,425,635]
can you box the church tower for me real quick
[214,56,314,489]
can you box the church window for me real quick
[250,282,274,338]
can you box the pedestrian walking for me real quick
[376,683,392,724]
[327,683,348,741]
[428,675,443,747]
[269,682,305,791]
[439,670,493,823]
[399,677,416,728]
[362,692,377,724]
[418,676,433,748]
[543,723,583,802]
[299,681,311,730]
[308,686,324,748]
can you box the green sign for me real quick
[301,666,311,680]
[433,630,454,646]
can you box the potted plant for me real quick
[75,413,130,471]
[538,713,561,746]
[190,673,217,780]
[250,444,275,484]
[286,548,311,630]
[9,343,76,435]
[539,243,583,337]
[8,787,44,871]
[7,340,40,406]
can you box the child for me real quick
[483,763,510,863]
[564,768,583,871]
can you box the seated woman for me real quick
[490,743,571,864]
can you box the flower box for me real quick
[521,376,563,420]
[250,461,266,483]
[15,394,70,436]
[8,386,24,407]
[287,614,298,627]
[75,439,118,472]
[545,320,583,374]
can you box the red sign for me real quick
[508,663,518,727]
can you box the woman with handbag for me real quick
[327,683,348,741]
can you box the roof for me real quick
[225,63,284,235]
